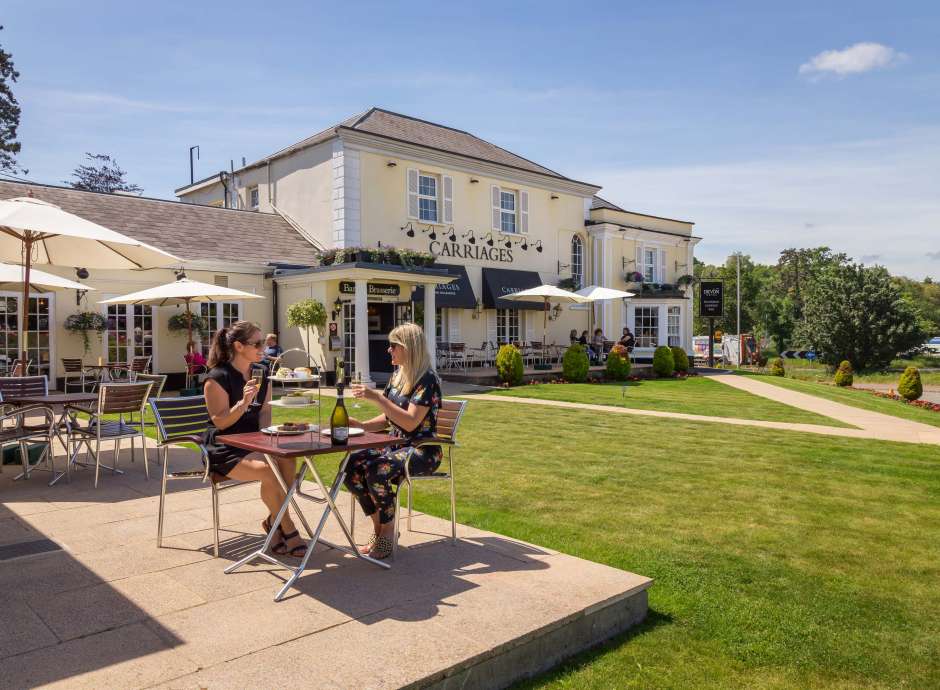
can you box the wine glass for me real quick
[249,367,264,408]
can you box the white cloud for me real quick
[582,127,940,280]
[799,42,907,78]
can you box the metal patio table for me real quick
[5,392,98,485]
[219,429,399,601]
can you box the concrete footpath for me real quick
[469,372,940,447]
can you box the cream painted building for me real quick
[176,108,700,384]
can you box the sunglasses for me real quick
[243,338,265,348]
[389,341,405,349]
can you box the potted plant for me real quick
[624,271,644,284]
[676,274,695,287]
[64,311,107,354]
[286,298,328,357]
[318,248,338,266]
[557,277,579,291]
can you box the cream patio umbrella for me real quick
[574,285,636,337]
[500,284,591,358]
[99,278,264,353]
[0,195,178,363]
[0,262,96,292]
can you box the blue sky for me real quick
[3,1,938,278]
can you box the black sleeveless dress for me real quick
[202,362,269,477]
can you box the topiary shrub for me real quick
[562,344,590,382]
[769,357,785,377]
[833,360,854,387]
[670,346,690,373]
[898,366,923,401]
[495,344,524,386]
[652,345,675,378]
[605,344,632,381]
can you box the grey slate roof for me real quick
[217,107,588,186]
[0,180,319,266]
[591,196,627,212]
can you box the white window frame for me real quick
[101,298,157,368]
[643,248,657,283]
[417,173,439,223]
[571,235,584,289]
[198,301,243,359]
[342,301,356,370]
[667,306,681,347]
[496,308,520,345]
[634,305,659,348]
[0,290,55,378]
[500,190,517,234]
[248,186,259,211]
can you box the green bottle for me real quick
[330,382,349,446]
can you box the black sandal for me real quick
[279,529,308,558]
[261,516,286,553]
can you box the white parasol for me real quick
[500,284,590,355]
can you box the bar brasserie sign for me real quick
[339,281,400,297]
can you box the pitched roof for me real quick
[192,107,592,188]
[591,195,627,212]
[0,180,319,266]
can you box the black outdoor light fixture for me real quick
[483,232,495,247]
[332,296,343,320]
[504,237,513,249]
[401,222,415,238]
[174,269,187,281]
[520,238,529,251]
[535,240,543,253]
[75,267,89,305]
[419,225,436,241]
[75,267,89,280]
[447,226,457,242]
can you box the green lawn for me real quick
[763,354,940,386]
[275,399,940,689]
[749,374,940,430]
[487,377,851,427]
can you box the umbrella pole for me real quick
[19,237,32,369]
[543,298,548,363]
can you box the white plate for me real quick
[262,424,317,435]
[278,396,315,405]
[274,375,318,382]
[319,427,365,437]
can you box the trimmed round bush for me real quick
[495,344,523,386]
[898,366,923,401]
[652,345,675,378]
[769,357,785,377]
[833,360,854,387]
[562,344,590,382]
[670,346,690,373]
[605,344,632,381]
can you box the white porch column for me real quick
[588,224,620,336]
[354,279,372,385]
[424,283,436,367]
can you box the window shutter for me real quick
[519,190,529,234]
[442,175,454,224]
[659,249,667,284]
[448,308,460,342]
[486,310,497,345]
[407,168,419,219]
[491,185,501,231]
[525,311,535,344]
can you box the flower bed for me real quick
[864,388,940,412]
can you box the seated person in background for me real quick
[569,329,578,345]
[578,330,589,347]
[591,328,607,360]
[618,327,636,352]
[262,333,282,366]
[184,342,207,374]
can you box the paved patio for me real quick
[0,441,651,689]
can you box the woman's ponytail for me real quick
[206,327,230,368]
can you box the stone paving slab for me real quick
[0,445,651,689]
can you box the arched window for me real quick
[571,235,583,289]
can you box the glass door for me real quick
[199,301,242,358]
[0,293,53,377]
[106,304,154,365]
[342,302,355,373]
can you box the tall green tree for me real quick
[796,261,924,369]
[0,26,25,174]
[67,153,143,194]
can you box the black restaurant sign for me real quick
[699,280,723,317]
[338,281,400,297]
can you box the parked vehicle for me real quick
[925,337,940,354]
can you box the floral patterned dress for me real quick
[343,370,443,524]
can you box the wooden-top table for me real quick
[218,429,400,601]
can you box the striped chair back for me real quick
[0,375,48,398]
[435,399,467,442]
[150,395,211,444]
[130,355,152,373]
[98,382,153,415]
[62,358,84,373]
[134,373,167,399]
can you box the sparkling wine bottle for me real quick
[330,382,349,446]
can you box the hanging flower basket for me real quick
[64,312,107,354]
[676,274,695,287]
[624,271,644,284]
[168,312,210,336]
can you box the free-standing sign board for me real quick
[699,281,724,318]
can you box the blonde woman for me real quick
[347,322,443,559]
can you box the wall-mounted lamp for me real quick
[534,240,543,253]
[401,222,415,238]
[557,261,570,274]
[418,225,437,241]
[550,194,559,200]
[462,229,476,245]
[548,303,563,321]
[386,160,397,167]
[520,238,529,251]
[469,177,479,184]
[675,260,688,272]
[332,296,343,321]
[622,257,636,271]
[447,226,457,242]
[76,267,89,280]
[504,237,513,249]
[174,269,187,281]
[471,299,483,319]
[483,232,495,247]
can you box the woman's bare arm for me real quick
[204,378,257,430]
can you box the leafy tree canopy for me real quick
[0,26,25,174]
[66,153,143,194]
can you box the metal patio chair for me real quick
[350,399,467,558]
[67,381,154,487]
[122,373,167,469]
[62,358,96,393]
[4,359,32,376]
[183,355,208,390]
[149,395,254,557]
[0,394,57,484]
[112,354,152,381]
